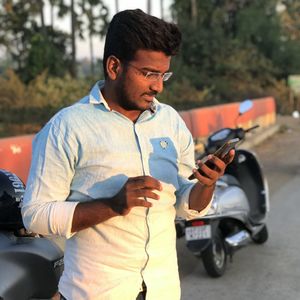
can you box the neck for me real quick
[101,84,141,122]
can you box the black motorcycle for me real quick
[0,169,64,300]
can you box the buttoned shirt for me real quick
[22,81,212,300]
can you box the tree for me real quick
[115,0,119,13]
[275,0,300,76]
[280,0,300,40]
[147,0,151,15]
[70,0,77,77]
[190,0,197,25]
[160,0,164,19]
[53,0,79,78]
[79,0,108,76]
[24,27,71,82]
[235,0,300,78]
[0,0,111,80]
[0,0,71,82]
[0,0,38,72]
[49,0,60,28]
[55,0,109,78]
[167,0,291,106]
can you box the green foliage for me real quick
[160,77,213,110]
[0,1,71,82]
[0,69,92,136]
[168,0,298,112]
[1,0,300,139]
[0,0,109,80]
[22,28,71,82]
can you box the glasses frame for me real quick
[125,63,173,82]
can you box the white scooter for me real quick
[184,100,270,277]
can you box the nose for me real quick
[150,77,164,94]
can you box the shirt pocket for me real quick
[148,137,179,188]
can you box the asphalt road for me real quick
[177,116,300,300]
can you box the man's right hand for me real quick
[108,176,162,215]
[72,176,162,233]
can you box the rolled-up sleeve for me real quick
[22,116,79,238]
[176,183,213,220]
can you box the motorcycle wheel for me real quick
[202,229,227,277]
[252,224,268,244]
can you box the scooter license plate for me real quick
[185,225,211,241]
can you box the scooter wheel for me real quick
[202,229,227,277]
[252,225,268,244]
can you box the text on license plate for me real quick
[185,225,211,241]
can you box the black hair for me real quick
[102,9,182,78]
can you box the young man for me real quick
[22,9,234,300]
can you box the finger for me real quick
[209,155,226,172]
[131,198,153,208]
[196,155,210,168]
[191,168,217,187]
[133,189,160,200]
[222,149,235,164]
[196,159,220,179]
[129,176,162,191]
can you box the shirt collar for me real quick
[88,81,111,111]
[88,80,158,114]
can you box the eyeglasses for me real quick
[126,63,173,82]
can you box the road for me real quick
[177,116,300,300]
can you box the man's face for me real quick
[114,49,171,115]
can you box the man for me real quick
[22,9,234,300]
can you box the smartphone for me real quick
[188,138,240,180]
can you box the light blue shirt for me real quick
[22,81,211,300]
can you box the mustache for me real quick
[142,92,157,97]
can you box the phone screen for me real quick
[213,138,240,159]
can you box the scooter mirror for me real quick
[239,99,253,115]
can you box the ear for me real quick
[106,55,122,80]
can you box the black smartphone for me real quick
[188,138,240,180]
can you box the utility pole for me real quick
[160,0,164,19]
[147,0,152,15]
[191,0,197,26]
[115,0,119,13]
[70,0,77,78]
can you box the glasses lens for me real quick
[145,71,173,81]
[162,72,173,81]
[145,72,161,81]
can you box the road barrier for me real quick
[179,97,276,138]
[0,134,34,184]
[179,97,276,152]
[0,97,276,183]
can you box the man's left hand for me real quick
[192,149,235,187]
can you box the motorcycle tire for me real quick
[201,229,227,278]
[252,224,268,244]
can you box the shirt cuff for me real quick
[49,201,79,239]
[176,184,213,220]
[22,201,79,239]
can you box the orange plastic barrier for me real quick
[180,97,276,138]
[0,135,34,183]
[0,97,276,184]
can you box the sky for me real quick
[45,0,173,60]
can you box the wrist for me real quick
[102,196,126,216]
[197,180,216,189]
